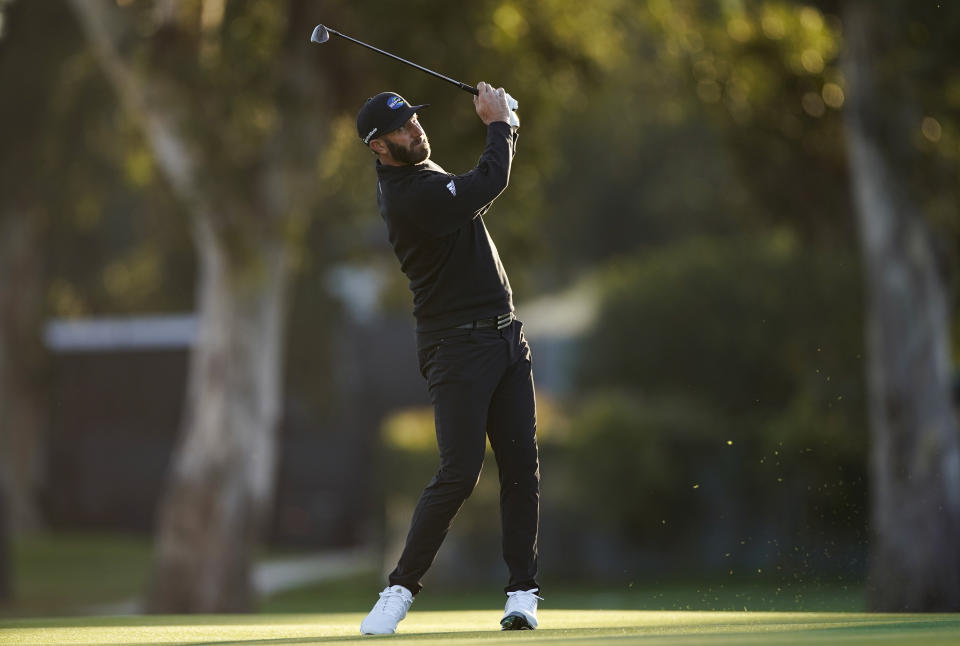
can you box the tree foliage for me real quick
[571,235,866,575]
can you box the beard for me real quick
[387,137,430,165]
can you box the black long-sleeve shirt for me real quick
[376,121,518,333]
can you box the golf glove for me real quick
[504,91,520,128]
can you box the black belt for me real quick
[456,312,514,330]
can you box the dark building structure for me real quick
[42,314,428,548]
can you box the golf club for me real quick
[310,24,518,111]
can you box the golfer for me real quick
[356,83,541,634]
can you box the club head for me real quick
[310,24,330,44]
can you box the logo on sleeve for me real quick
[446,180,457,196]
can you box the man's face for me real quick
[383,114,430,165]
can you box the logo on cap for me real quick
[387,96,405,109]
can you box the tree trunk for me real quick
[0,212,47,536]
[68,0,293,612]
[148,218,288,612]
[842,0,960,611]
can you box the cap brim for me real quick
[383,103,430,135]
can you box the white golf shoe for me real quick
[360,585,414,635]
[501,588,542,630]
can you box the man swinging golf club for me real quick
[356,83,541,634]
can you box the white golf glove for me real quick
[504,91,520,128]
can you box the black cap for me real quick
[356,92,429,145]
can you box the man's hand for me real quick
[474,81,512,126]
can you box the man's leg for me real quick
[487,322,540,594]
[388,333,504,594]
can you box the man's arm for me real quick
[402,122,515,237]
[401,82,517,237]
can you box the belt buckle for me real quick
[496,312,513,330]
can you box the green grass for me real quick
[2,611,959,645]
[1,534,956,644]
[2,532,153,617]
[3,532,868,619]
[1,532,368,617]
[11,532,945,645]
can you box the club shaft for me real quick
[327,28,478,96]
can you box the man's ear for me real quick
[369,138,388,155]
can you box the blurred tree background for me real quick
[1,0,959,615]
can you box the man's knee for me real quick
[435,462,484,498]
[498,445,539,478]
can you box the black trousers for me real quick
[388,318,540,595]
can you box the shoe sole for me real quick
[501,614,534,631]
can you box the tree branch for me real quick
[66,0,207,213]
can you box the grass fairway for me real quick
[2,611,959,645]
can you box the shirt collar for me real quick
[376,159,439,176]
